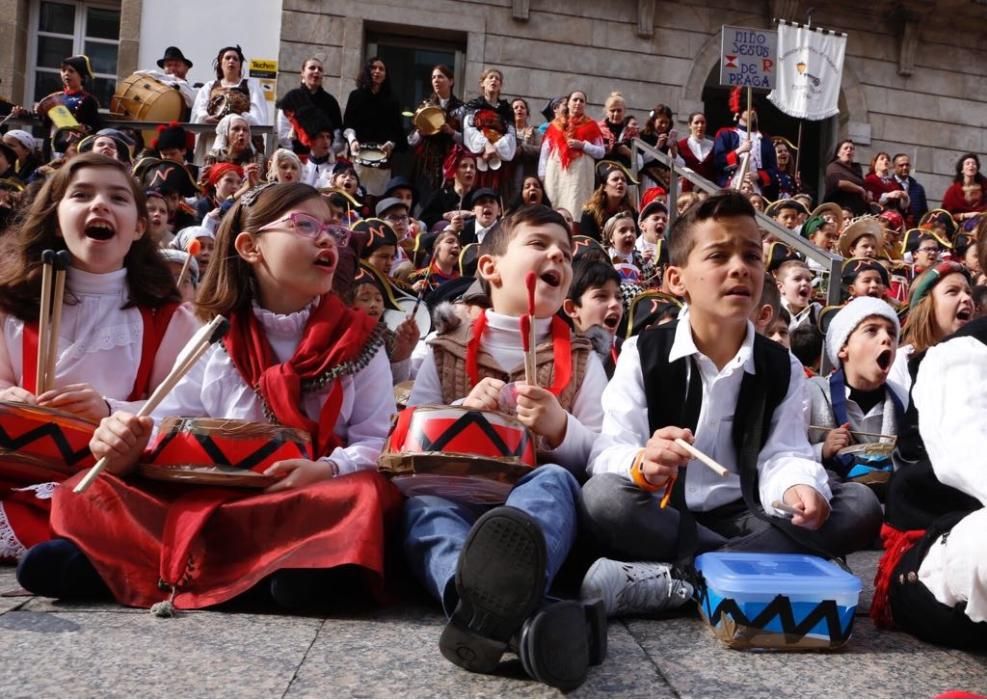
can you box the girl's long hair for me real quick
[0,152,179,321]
[196,182,324,322]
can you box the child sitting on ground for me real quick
[806,297,903,489]
[776,258,821,330]
[563,257,624,377]
[579,191,882,619]
[404,205,609,691]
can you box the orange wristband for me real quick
[629,450,662,493]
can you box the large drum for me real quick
[139,418,313,489]
[110,73,185,143]
[378,405,536,504]
[0,401,97,482]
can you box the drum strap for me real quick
[465,311,572,396]
[21,302,178,399]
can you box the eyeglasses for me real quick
[917,246,940,254]
[383,213,409,223]
[258,212,350,246]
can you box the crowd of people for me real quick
[0,46,983,689]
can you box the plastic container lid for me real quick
[695,552,862,598]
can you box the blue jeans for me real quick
[402,464,580,616]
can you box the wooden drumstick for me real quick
[73,315,230,494]
[521,272,537,386]
[43,251,70,392]
[175,238,201,292]
[673,438,730,478]
[36,250,55,395]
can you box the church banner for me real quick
[767,20,847,121]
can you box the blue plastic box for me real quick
[694,552,862,650]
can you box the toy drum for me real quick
[110,73,185,143]
[138,418,313,489]
[378,405,536,504]
[0,401,97,479]
[354,143,389,169]
[695,552,862,651]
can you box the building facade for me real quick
[3,0,986,204]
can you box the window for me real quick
[366,32,466,115]
[27,0,121,110]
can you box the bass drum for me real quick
[110,73,185,144]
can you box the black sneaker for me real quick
[16,538,110,599]
[439,506,547,674]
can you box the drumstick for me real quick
[175,239,201,291]
[673,438,730,478]
[73,315,229,494]
[521,272,537,386]
[36,250,55,395]
[771,500,800,517]
[808,425,897,441]
[410,265,432,320]
[43,251,71,393]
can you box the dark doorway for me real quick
[701,63,835,204]
[366,30,466,180]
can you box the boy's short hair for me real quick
[478,204,570,259]
[973,284,987,310]
[775,258,810,280]
[667,190,757,267]
[790,322,824,369]
[568,258,621,304]
[759,275,783,318]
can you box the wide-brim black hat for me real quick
[157,46,193,69]
[133,157,198,197]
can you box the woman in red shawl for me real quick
[539,90,605,218]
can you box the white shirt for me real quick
[0,267,199,409]
[912,335,987,622]
[410,309,606,470]
[149,301,395,476]
[300,159,334,189]
[887,343,915,409]
[589,312,831,513]
[686,135,714,163]
[463,114,517,161]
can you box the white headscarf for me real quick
[3,129,38,154]
[210,114,250,157]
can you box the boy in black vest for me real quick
[580,191,882,617]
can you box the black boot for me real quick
[439,506,547,674]
[16,538,110,599]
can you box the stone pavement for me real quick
[1,551,984,698]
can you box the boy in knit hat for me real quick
[806,297,904,489]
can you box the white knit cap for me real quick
[825,296,900,367]
[3,129,38,152]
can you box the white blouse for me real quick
[0,267,198,408]
[149,301,395,475]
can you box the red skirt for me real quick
[50,470,403,609]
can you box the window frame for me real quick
[25,0,122,111]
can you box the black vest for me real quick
[636,325,817,558]
[887,318,986,532]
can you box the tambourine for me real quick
[378,405,536,504]
[0,401,97,479]
[383,296,432,338]
[139,417,313,488]
[413,106,446,136]
[354,143,389,169]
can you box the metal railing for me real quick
[628,137,843,311]
[1,116,278,158]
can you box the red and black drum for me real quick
[0,401,97,482]
[139,418,313,488]
[378,405,536,504]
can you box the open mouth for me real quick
[876,349,892,371]
[956,308,972,322]
[84,222,115,241]
[314,250,337,270]
[540,270,561,287]
[603,313,620,330]
[725,285,751,298]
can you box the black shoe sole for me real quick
[584,598,608,666]
[439,507,547,674]
[518,600,592,691]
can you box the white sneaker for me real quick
[580,558,694,618]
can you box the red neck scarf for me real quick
[223,294,380,458]
[545,115,603,170]
[465,311,573,396]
